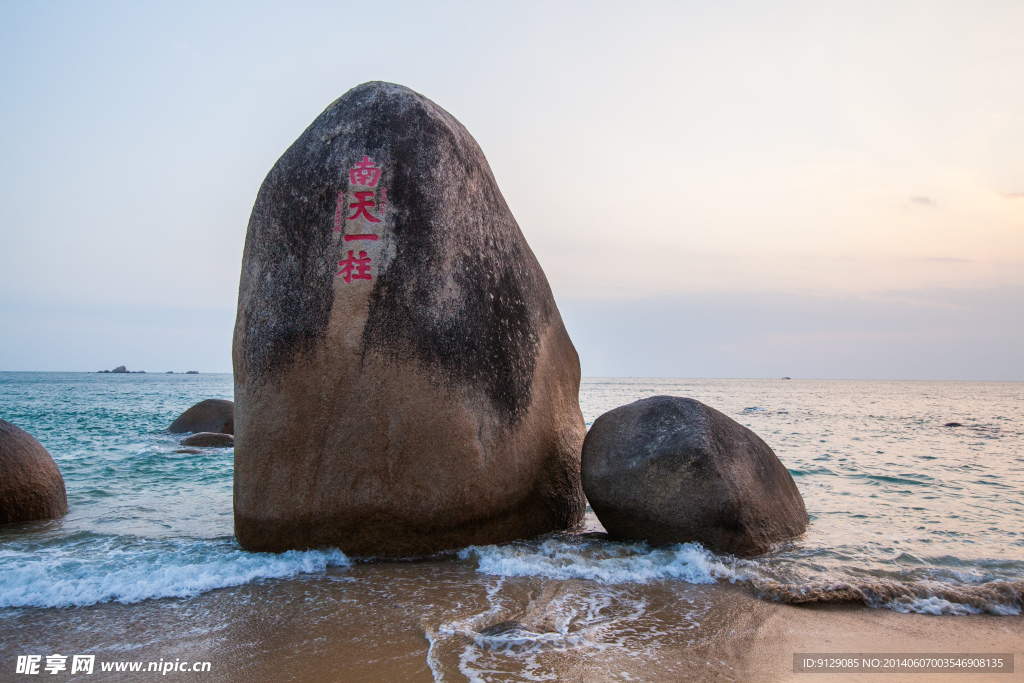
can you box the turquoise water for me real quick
[0,373,1022,616]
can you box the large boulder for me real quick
[168,399,234,435]
[232,81,586,557]
[0,419,68,525]
[581,396,807,556]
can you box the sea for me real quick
[0,372,1021,681]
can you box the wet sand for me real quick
[2,561,1019,682]
[742,599,1021,682]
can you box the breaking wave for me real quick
[458,538,744,585]
[0,534,351,608]
[458,536,1024,616]
[754,578,1024,615]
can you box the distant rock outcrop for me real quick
[581,396,808,556]
[112,366,128,373]
[232,81,586,557]
[0,419,68,525]
[168,399,234,435]
[180,432,235,448]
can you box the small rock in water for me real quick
[581,395,808,556]
[168,399,234,435]
[0,419,68,524]
[179,432,234,448]
[111,366,128,373]
[944,422,963,427]
[185,370,199,374]
[232,81,586,557]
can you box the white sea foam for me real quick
[458,539,743,585]
[425,567,678,682]
[461,539,1024,617]
[755,577,1024,616]
[0,536,350,608]
[883,594,1021,616]
[886,596,984,616]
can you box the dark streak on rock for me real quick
[241,140,337,380]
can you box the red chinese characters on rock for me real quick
[337,250,372,283]
[349,156,381,187]
[336,156,384,283]
[347,191,381,223]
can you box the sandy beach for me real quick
[2,560,1019,682]
[742,598,1021,682]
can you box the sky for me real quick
[1,1,1022,378]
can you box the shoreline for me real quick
[2,567,1019,682]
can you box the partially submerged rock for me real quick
[168,399,234,435]
[180,432,235,448]
[581,396,807,556]
[0,419,68,525]
[232,81,586,557]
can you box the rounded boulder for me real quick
[232,81,586,557]
[581,396,807,556]
[168,399,234,435]
[0,419,68,525]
